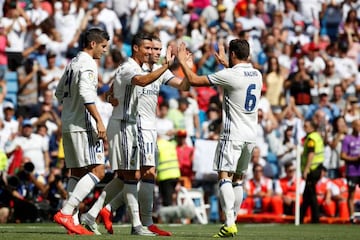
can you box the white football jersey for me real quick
[110,57,143,122]
[55,51,98,133]
[207,63,262,141]
[136,63,174,129]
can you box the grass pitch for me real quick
[0,223,359,240]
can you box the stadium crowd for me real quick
[0,0,359,225]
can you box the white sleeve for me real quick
[79,70,97,104]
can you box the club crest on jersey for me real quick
[96,153,103,161]
[88,72,95,81]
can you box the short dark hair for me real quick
[229,39,250,61]
[131,32,153,49]
[82,28,109,48]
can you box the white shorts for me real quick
[107,118,138,170]
[62,131,105,168]
[137,128,157,167]
[213,140,256,175]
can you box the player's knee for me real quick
[90,164,106,180]
[141,166,156,180]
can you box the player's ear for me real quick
[133,44,139,53]
[90,40,96,49]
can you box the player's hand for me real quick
[185,51,193,69]
[214,40,228,68]
[108,96,118,106]
[177,42,187,64]
[165,45,175,67]
[97,121,107,141]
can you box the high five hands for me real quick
[214,39,229,68]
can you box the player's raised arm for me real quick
[177,43,210,87]
[214,40,229,68]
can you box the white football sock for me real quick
[64,176,80,224]
[219,179,235,227]
[87,191,107,220]
[138,179,155,226]
[62,173,99,215]
[123,181,142,227]
[233,181,244,216]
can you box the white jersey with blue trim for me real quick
[110,57,144,122]
[55,51,99,133]
[135,63,174,129]
[207,63,262,141]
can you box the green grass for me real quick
[0,223,360,240]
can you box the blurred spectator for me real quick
[1,101,18,144]
[297,0,322,34]
[175,129,194,182]
[44,167,67,218]
[344,96,360,127]
[111,33,131,60]
[331,168,350,220]
[305,90,340,124]
[24,0,49,49]
[304,42,325,98]
[201,106,221,139]
[100,49,124,85]
[186,13,205,53]
[332,39,358,98]
[82,6,107,33]
[318,60,342,101]
[31,102,61,137]
[278,162,305,215]
[152,1,177,55]
[95,84,113,128]
[320,1,342,42]
[277,98,305,145]
[54,0,85,59]
[316,167,338,217]
[287,21,310,47]
[0,171,10,223]
[243,163,283,215]
[208,4,234,40]
[264,56,285,111]
[276,125,297,178]
[157,136,180,207]
[6,161,48,222]
[5,119,50,177]
[2,3,27,71]
[285,56,315,116]
[282,0,304,31]
[236,2,265,40]
[179,91,200,145]
[340,119,360,223]
[196,40,218,76]
[174,22,192,51]
[39,51,64,100]
[246,146,274,180]
[326,116,348,179]
[200,0,233,27]
[0,22,8,118]
[156,101,175,141]
[16,57,40,119]
[330,84,347,116]
[167,97,186,131]
[338,9,359,40]
[255,0,272,28]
